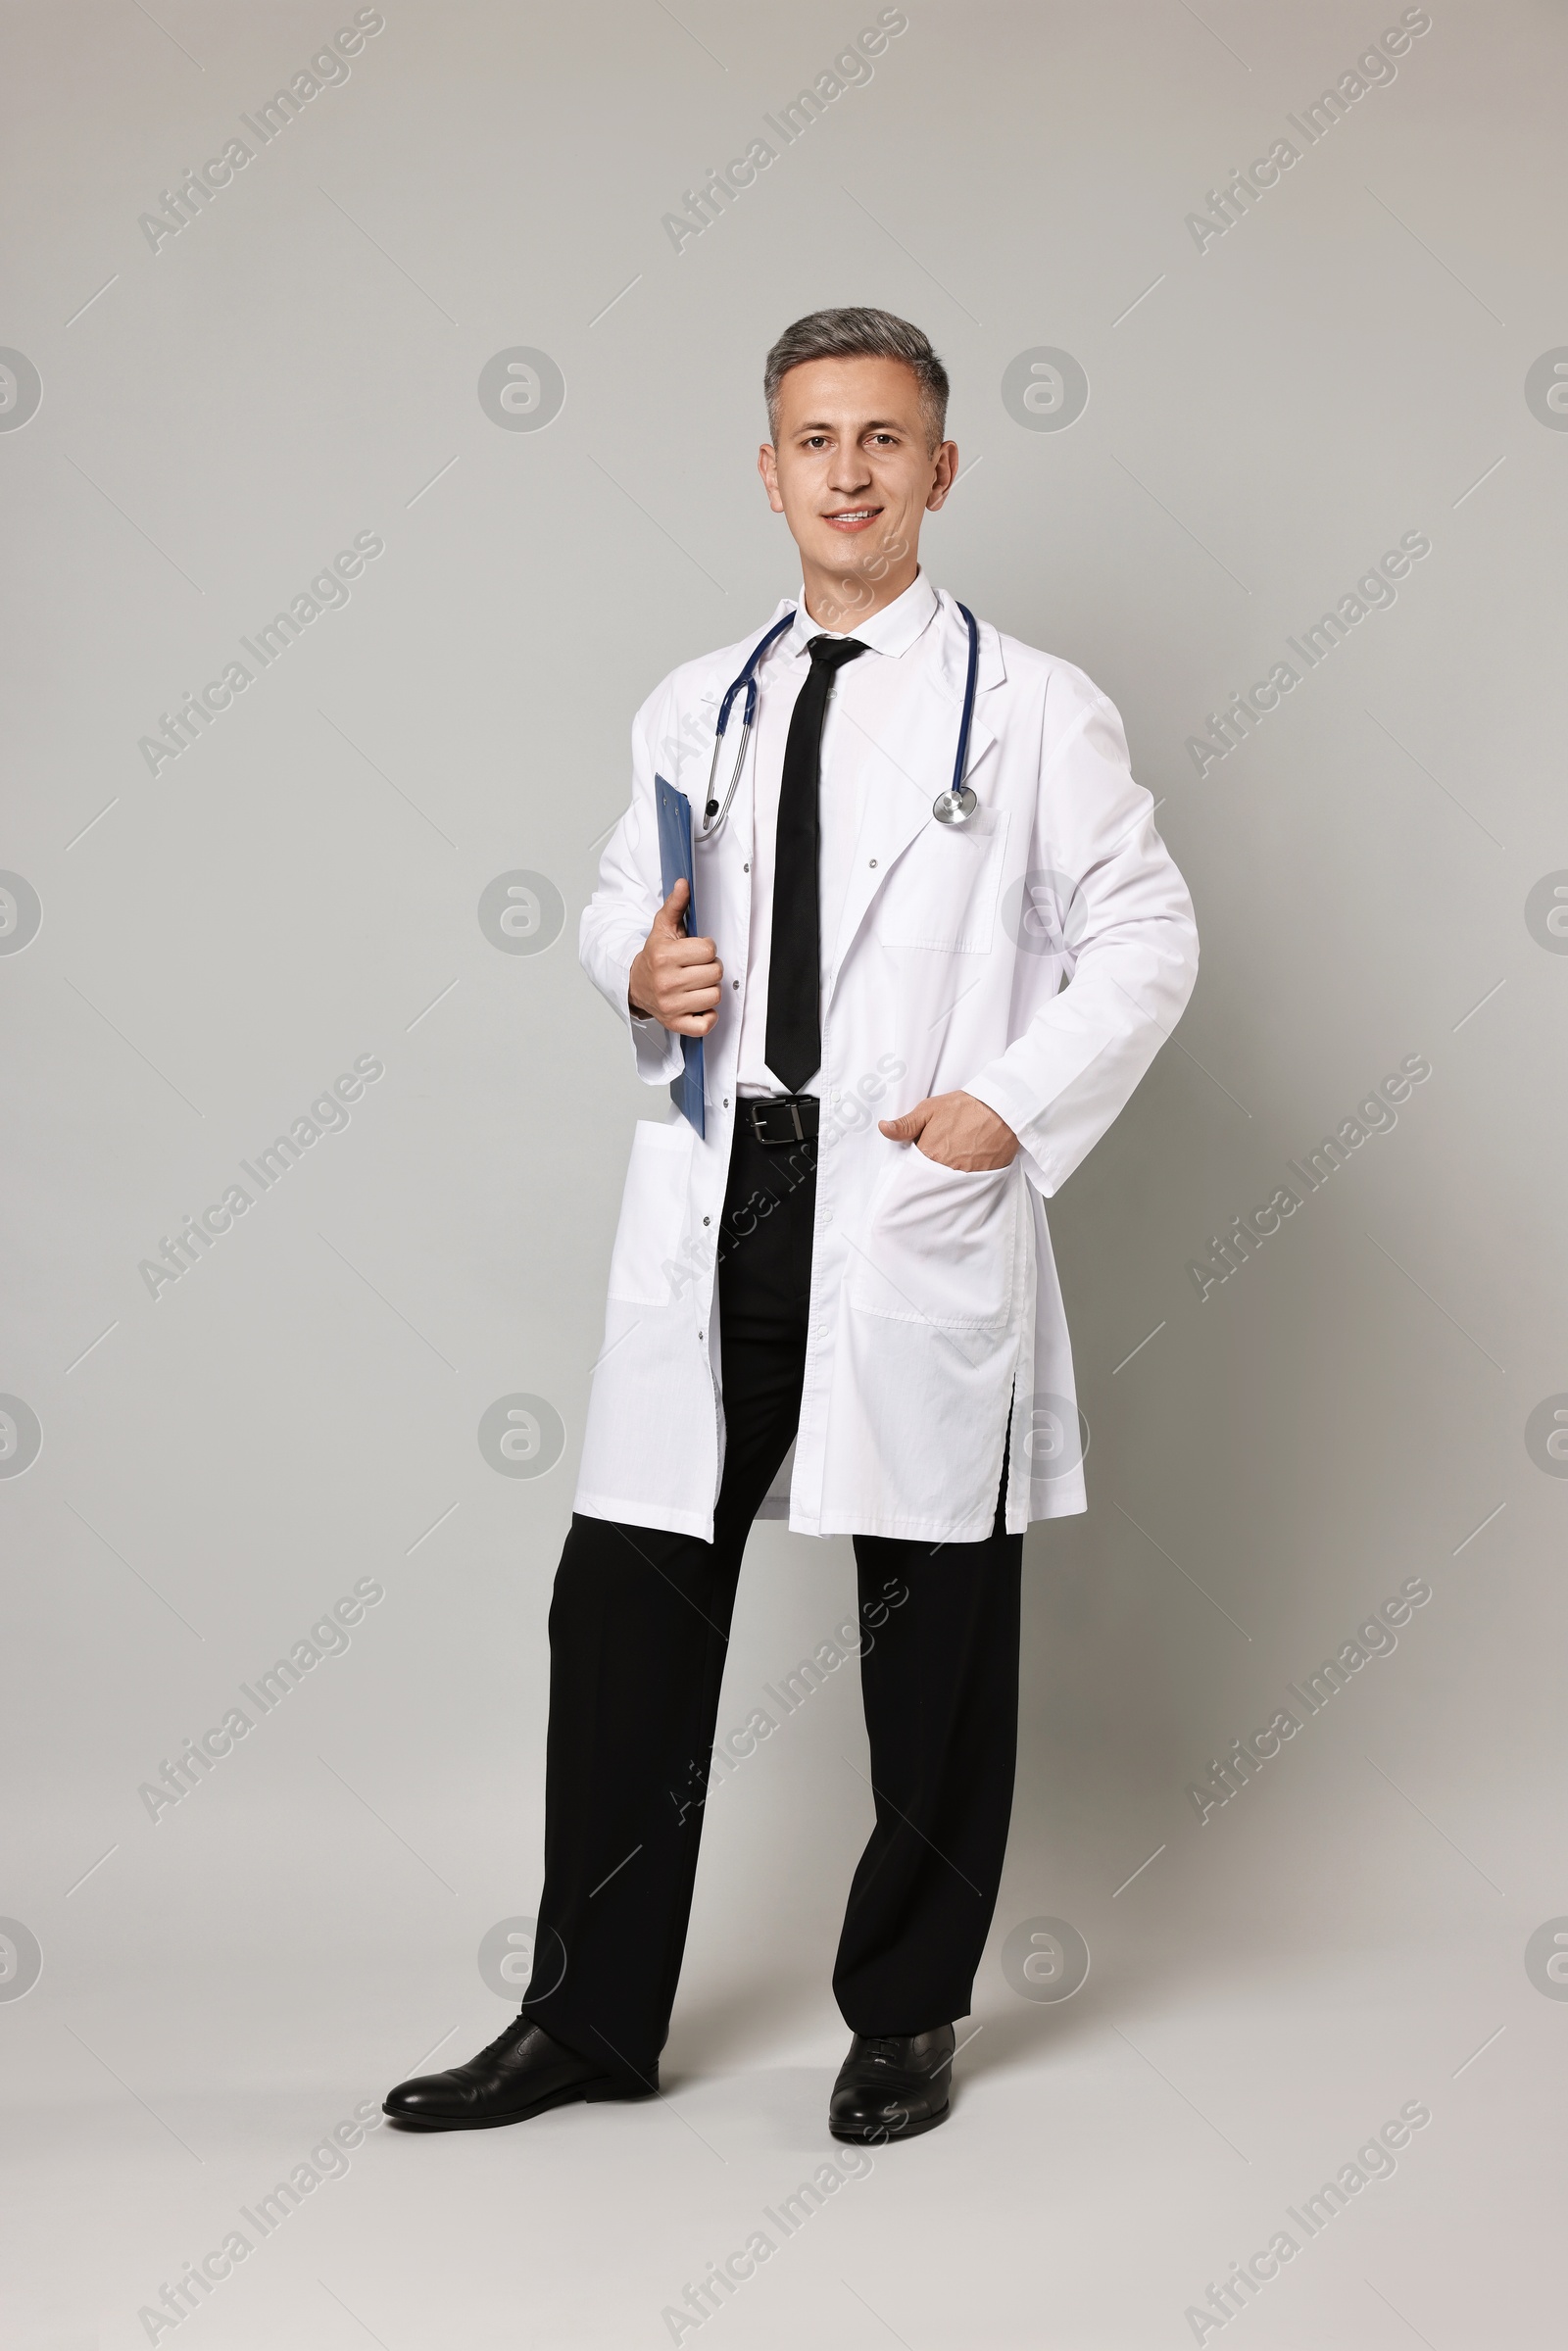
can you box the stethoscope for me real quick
[701,600,982,835]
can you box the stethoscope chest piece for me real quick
[931,784,978,826]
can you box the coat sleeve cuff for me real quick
[630,1011,683,1085]
[619,949,684,1086]
[962,1066,1063,1197]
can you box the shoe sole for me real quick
[829,2100,951,2145]
[384,2078,655,2131]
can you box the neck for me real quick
[800,549,921,633]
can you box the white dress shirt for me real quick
[735,566,942,1095]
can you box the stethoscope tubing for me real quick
[700,598,981,837]
[700,611,796,835]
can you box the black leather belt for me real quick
[744,1094,819,1146]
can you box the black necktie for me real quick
[765,633,868,1093]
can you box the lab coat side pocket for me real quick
[829,1150,1028,1536]
[605,1118,697,1306]
[848,1146,1021,1330]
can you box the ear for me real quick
[757,443,785,514]
[924,441,958,513]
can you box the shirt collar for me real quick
[787,566,940,661]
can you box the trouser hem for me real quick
[516,2003,659,2091]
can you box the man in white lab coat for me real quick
[385,308,1199,2144]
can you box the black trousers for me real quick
[520,1121,1023,2086]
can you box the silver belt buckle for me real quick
[750,1098,804,1145]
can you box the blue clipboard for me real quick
[654,774,705,1137]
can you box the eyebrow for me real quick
[794,417,906,434]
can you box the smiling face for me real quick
[758,354,957,627]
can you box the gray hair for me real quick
[763,307,949,448]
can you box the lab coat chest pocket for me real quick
[876,807,1009,953]
[849,1146,1021,1330]
[606,1118,697,1306]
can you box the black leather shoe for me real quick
[828,2024,956,2142]
[383,2015,654,2131]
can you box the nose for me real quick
[826,445,871,496]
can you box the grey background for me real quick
[4,1,1564,2344]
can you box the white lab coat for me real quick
[574,589,1199,1543]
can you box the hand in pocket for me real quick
[879,1089,1019,1170]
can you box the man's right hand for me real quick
[627,878,724,1036]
